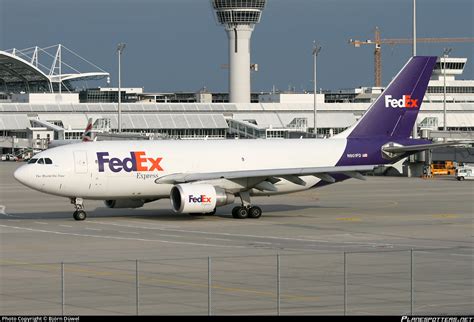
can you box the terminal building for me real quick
[1,1,473,177]
[1,45,473,156]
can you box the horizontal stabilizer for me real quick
[383,141,470,154]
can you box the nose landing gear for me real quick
[73,210,87,221]
[71,197,87,221]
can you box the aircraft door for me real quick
[73,151,88,174]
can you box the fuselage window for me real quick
[37,158,44,164]
[28,158,38,164]
[45,158,53,164]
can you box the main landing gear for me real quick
[231,191,262,219]
[71,197,87,221]
[231,205,262,219]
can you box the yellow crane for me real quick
[349,27,474,87]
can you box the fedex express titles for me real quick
[385,95,419,108]
[97,151,163,173]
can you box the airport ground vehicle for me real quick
[430,161,456,175]
[1,154,18,161]
[455,165,474,181]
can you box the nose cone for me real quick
[14,165,31,186]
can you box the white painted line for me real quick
[59,225,73,228]
[121,220,181,229]
[117,231,139,235]
[90,220,384,247]
[416,301,474,310]
[85,228,102,231]
[158,234,182,238]
[87,220,456,249]
[205,237,233,242]
[372,244,394,248]
[34,222,48,225]
[0,224,247,249]
[299,236,329,242]
[252,241,273,245]
[414,251,474,257]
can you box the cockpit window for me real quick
[29,157,52,164]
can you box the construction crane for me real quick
[349,27,474,87]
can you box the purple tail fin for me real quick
[341,56,437,139]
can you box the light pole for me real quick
[412,0,417,139]
[413,0,416,57]
[442,48,452,133]
[312,41,322,137]
[116,43,126,133]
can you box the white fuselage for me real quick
[14,139,348,200]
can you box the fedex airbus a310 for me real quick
[14,56,450,221]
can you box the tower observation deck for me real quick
[211,0,266,103]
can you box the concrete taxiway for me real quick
[0,162,472,315]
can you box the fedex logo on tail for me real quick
[97,152,163,173]
[188,195,212,204]
[384,95,419,109]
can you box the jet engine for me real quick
[104,199,145,209]
[170,184,235,213]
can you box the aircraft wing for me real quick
[382,141,470,154]
[155,164,376,186]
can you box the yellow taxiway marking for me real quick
[433,214,459,219]
[0,259,319,302]
[336,217,362,222]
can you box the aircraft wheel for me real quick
[232,206,241,218]
[459,176,465,181]
[248,206,262,219]
[233,207,249,219]
[73,210,87,221]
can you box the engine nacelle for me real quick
[104,199,145,209]
[170,184,235,213]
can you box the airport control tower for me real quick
[211,0,266,103]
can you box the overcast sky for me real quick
[1,0,472,93]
